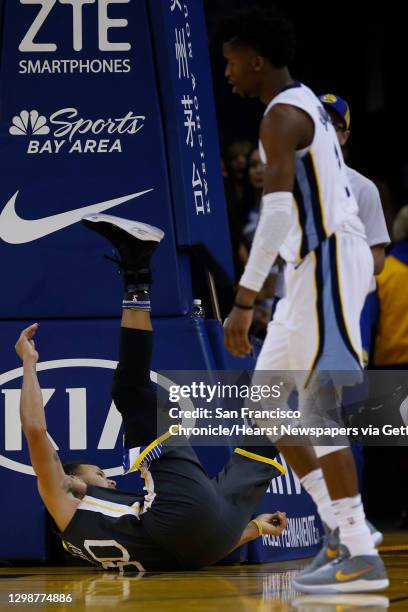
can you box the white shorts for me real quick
[256,231,374,389]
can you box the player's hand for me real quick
[224,307,253,357]
[255,512,288,537]
[15,323,39,364]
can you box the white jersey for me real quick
[273,166,390,298]
[259,82,365,263]
[346,166,390,247]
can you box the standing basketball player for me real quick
[15,213,288,572]
[248,93,389,562]
[221,7,389,593]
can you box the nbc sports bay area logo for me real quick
[9,108,145,154]
[0,359,176,476]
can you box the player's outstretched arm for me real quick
[230,512,288,551]
[15,324,81,531]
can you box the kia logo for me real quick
[0,359,192,476]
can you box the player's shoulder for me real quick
[260,103,301,143]
[261,82,317,150]
[265,82,313,114]
[262,84,313,131]
[272,81,313,102]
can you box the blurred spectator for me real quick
[319,93,390,276]
[365,208,408,528]
[224,140,253,203]
[241,147,264,248]
[318,94,391,367]
[373,206,408,368]
[223,140,254,280]
[371,178,399,239]
[221,157,228,178]
[240,147,278,341]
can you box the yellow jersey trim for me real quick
[81,498,140,514]
[128,429,177,473]
[234,448,286,474]
[292,192,304,262]
[309,150,330,239]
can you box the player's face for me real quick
[223,42,262,98]
[76,464,117,489]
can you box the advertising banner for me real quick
[248,454,323,562]
[0,0,188,318]
[148,0,234,278]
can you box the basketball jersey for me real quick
[61,485,179,572]
[259,82,365,263]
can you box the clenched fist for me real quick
[254,511,288,537]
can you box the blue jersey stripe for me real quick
[294,157,320,256]
[302,152,327,244]
[304,245,325,387]
[293,177,309,258]
[328,235,361,367]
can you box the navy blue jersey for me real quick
[61,485,179,571]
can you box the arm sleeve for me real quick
[239,192,292,293]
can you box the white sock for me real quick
[333,494,378,557]
[300,468,337,531]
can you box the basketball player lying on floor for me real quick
[15,214,288,572]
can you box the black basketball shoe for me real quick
[81,213,164,290]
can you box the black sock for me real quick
[122,268,152,311]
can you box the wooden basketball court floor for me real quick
[1,533,407,611]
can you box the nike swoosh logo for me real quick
[335,567,371,581]
[0,189,154,244]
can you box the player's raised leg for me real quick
[82,213,165,460]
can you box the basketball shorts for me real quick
[253,231,373,443]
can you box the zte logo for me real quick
[19,0,131,53]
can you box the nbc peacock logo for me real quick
[7,106,145,154]
[9,110,50,136]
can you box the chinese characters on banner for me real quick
[171,0,210,216]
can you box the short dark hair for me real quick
[62,461,86,476]
[218,6,296,68]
